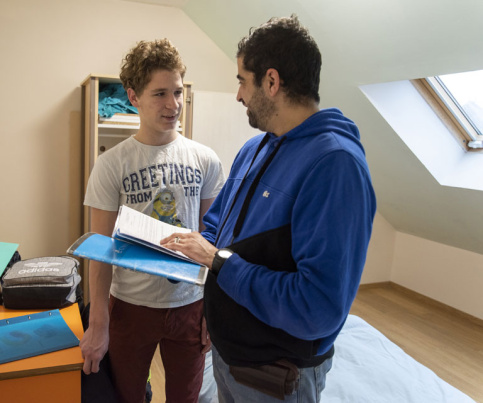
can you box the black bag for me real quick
[229,360,299,400]
[1,256,82,309]
[80,303,119,403]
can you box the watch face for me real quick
[218,249,233,259]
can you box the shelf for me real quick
[98,133,132,139]
[98,123,140,129]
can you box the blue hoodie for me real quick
[202,108,377,367]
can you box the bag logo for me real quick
[18,261,63,274]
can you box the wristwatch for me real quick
[211,248,234,275]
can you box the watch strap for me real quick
[211,248,233,275]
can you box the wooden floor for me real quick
[351,282,483,402]
[149,345,166,403]
[149,282,483,402]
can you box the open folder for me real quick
[112,205,196,264]
[0,309,79,365]
[67,205,208,285]
[68,233,208,286]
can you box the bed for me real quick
[199,315,475,402]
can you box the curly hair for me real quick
[237,15,321,104]
[120,39,186,95]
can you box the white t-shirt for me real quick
[84,135,225,308]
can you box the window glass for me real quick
[437,70,483,137]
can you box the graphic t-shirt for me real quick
[84,135,224,308]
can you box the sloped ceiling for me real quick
[161,0,483,254]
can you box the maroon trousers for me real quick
[108,296,205,403]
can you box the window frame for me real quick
[411,77,483,152]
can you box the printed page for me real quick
[112,205,196,263]
[114,205,191,244]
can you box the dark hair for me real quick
[237,15,321,104]
[120,39,186,95]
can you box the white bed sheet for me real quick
[200,314,475,402]
[321,314,475,402]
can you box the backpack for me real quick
[1,256,82,310]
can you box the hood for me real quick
[274,108,366,156]
[286,108,360,139]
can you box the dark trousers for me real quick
[108,296,205,403]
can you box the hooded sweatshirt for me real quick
[202,108,377,367]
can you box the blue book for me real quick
[67,233,208,286]
[0,310,79,364]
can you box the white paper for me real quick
[112,205,197,264]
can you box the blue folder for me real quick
[67,233,208,286]
[0,310,80,365]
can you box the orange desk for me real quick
[0,303,84,403]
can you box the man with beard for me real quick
[162,15,377,402]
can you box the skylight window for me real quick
[415,70,483,150]
[360,77,483,192]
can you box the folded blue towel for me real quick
[98,83,138,118]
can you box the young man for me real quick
[162,16,377,402]
[80,39,224,403]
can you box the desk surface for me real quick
[0,303,84,380]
